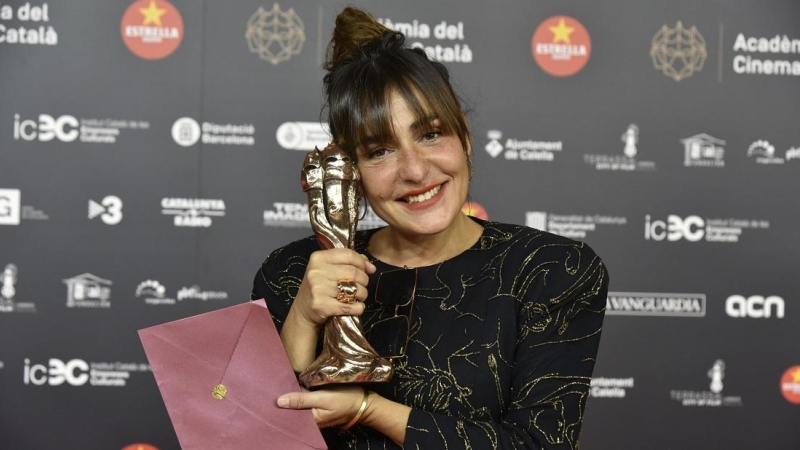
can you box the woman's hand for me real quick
[280,248,376,371]
[292,248,376,328]
[277,385,370,429]
[277,386,411,445]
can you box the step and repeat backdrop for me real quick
[1,0,798,449]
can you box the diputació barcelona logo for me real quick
[531,16,591,77]
[121,0,184,60]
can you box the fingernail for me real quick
[277,396,289,407]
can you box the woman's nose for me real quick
[396,146,429,181]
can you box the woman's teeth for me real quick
[404,185,441,204]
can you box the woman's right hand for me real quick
[281,248,375,371]
[291,248,376,327]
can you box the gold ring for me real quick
[336,280,358,304]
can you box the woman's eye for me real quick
[422,130,442,141]
[367,147,388,159]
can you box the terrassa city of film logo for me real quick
[531,16,591,77]
[121,0,183,60]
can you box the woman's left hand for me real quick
[277,386,369,429]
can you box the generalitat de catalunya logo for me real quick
[531,16,591,77]
[121,0,184,60]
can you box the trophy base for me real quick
[299,356,393,388]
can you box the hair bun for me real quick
[325,7,392,70]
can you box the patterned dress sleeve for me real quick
[403,241,609,449]
[250,237,317,331]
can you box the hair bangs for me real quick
[326,42,470,158]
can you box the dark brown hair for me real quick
[323,7,470,159]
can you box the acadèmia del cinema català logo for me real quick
[531,16,591,77]
[121,0,184,60]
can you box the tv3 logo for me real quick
[89,196,123,225]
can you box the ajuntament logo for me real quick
[484,130,562,162]
[590,377,634,399]
[650,21,707,81]
[246,4,305,65]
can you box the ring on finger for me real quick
[336,280,358,304]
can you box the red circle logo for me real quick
[531,16,591,77]
[121,444,159,450]
[121,0,184,60]
[462,202,488,220]
[781,366,800,404]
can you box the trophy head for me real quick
[321,143,360,183]
[301,148,324,192]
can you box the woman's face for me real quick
[357,91,470,238]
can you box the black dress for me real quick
[251,219,609,449]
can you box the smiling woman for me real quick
[251,6,609,449]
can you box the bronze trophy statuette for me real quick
[298,143,393,388]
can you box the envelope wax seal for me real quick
[212,384,227,400]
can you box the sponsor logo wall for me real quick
[1,1,797,449]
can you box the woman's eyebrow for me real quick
[408,114,439,132]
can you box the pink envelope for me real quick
[138,299,327,450]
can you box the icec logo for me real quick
[14,114,79,142]
[24,358,90,386]
[645,215,705,242]
[725,295,784,318]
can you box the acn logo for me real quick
[24,358,89,386]
[14,114,79,142]
[645,214,704,241]
[725,295,784,318]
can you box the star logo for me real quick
[549,18,575,43]
[531,16,591,77]
[139,0,167,26]
[781,365,800,405]
[121,0,184,60]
